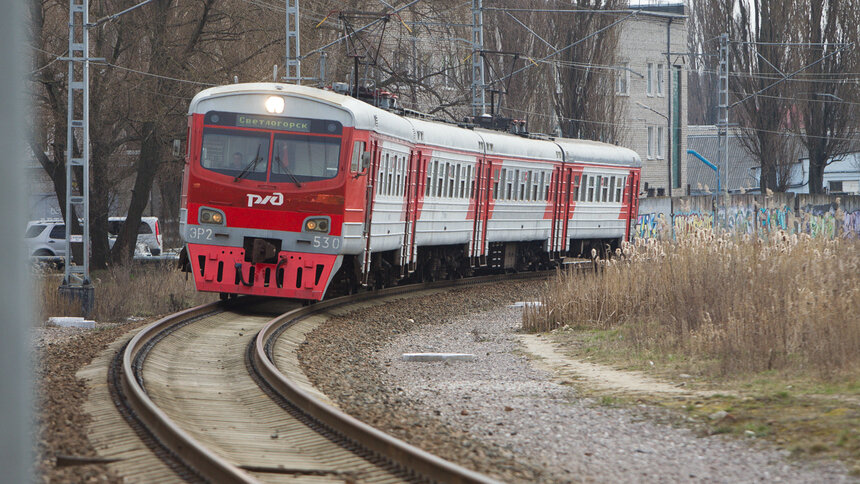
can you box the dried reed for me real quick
[524,227,860,376]
[33,264,216,324]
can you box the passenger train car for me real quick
[179,83,641,300]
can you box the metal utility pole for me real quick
[285,0,301,84]
[60,0,94,314]
[471,0,486,116]
[717,33,729,195]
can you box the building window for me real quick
[657,126,664,159]
[656,63,664,96]
[615,62,629,95]
[647,126,654,159]
[646,62,654,95]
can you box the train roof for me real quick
[554,138,641,167]
[189,83,640,168]
[188,83,414,141]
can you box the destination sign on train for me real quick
[236,115,311,132]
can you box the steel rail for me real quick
[252,272,554,484]
[117,268,569,482]
[119,301,260,483]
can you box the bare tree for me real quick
[728,0,802,192]
[687,0,724,124]
[548,0,625,142]
[793,0,860,194]
[690,0,859,193]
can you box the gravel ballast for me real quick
[299,281,855,483]
[34,320,151,483]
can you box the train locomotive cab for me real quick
[180,83,366,300]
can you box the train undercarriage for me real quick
[328,237,622,294]
[182,236,622,300]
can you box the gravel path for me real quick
[300,282,856,483]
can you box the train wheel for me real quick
[219,292,229,301]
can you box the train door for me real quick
[625,171,641,240]
[559,167,574,254]
[400,149,421,275]
[361,138,381,284]
[470,157,483,261]
[471,157,493,264]
[549,166,564,255]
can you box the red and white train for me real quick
[179,83,641,300]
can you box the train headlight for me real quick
[304,217,330,233]
[265,96,285,114]
[199,208,225,225]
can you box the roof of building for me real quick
[629,2,686,17]
[686,125,759,194]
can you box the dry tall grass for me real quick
[33,264,216,324]
[524,230,860,376]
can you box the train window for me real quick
[386,155,393,196]
[539,172,546,201]
[350,142,364,172]
[546,173,552,201]
[430,160,438,197]
[587,175,596,202]
[602,177,610,202]
[271,134,340,183]
[400,156,405,196]
[594,176,602,202]
[469,165,475,198]
[573,175,580,201]
[608,177,616,202]
[401,156,407,196]
[493,169,500,199]
[448,164,455,198]
[200,128,270,180]
[616,176,625,201]
[378,153,384,195]
[454,164,461,198]
[395,156,401,197]
[426,160,432,197]
[518,171,524,201]
[499,169,507,200]
[437,162,444,198]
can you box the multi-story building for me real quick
[617,3,688,197]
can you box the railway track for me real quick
[110,273,555,483]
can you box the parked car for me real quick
[25,216,163,259]
[25,220,75,258]
[108,216,162,256]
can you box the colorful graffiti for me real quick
[757,206,794,234]
[844,211,860,238]
[722,206,756,235]
[634,198,860,240]
[801,204,838,239]
[673,212,714,238]
[634,213,661,239]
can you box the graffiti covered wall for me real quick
[633,194,860,240]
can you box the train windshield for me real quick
[270,134,340,183]
[199,114,343,183]
[201,128,270,181]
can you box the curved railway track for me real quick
[110,272,557,483]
